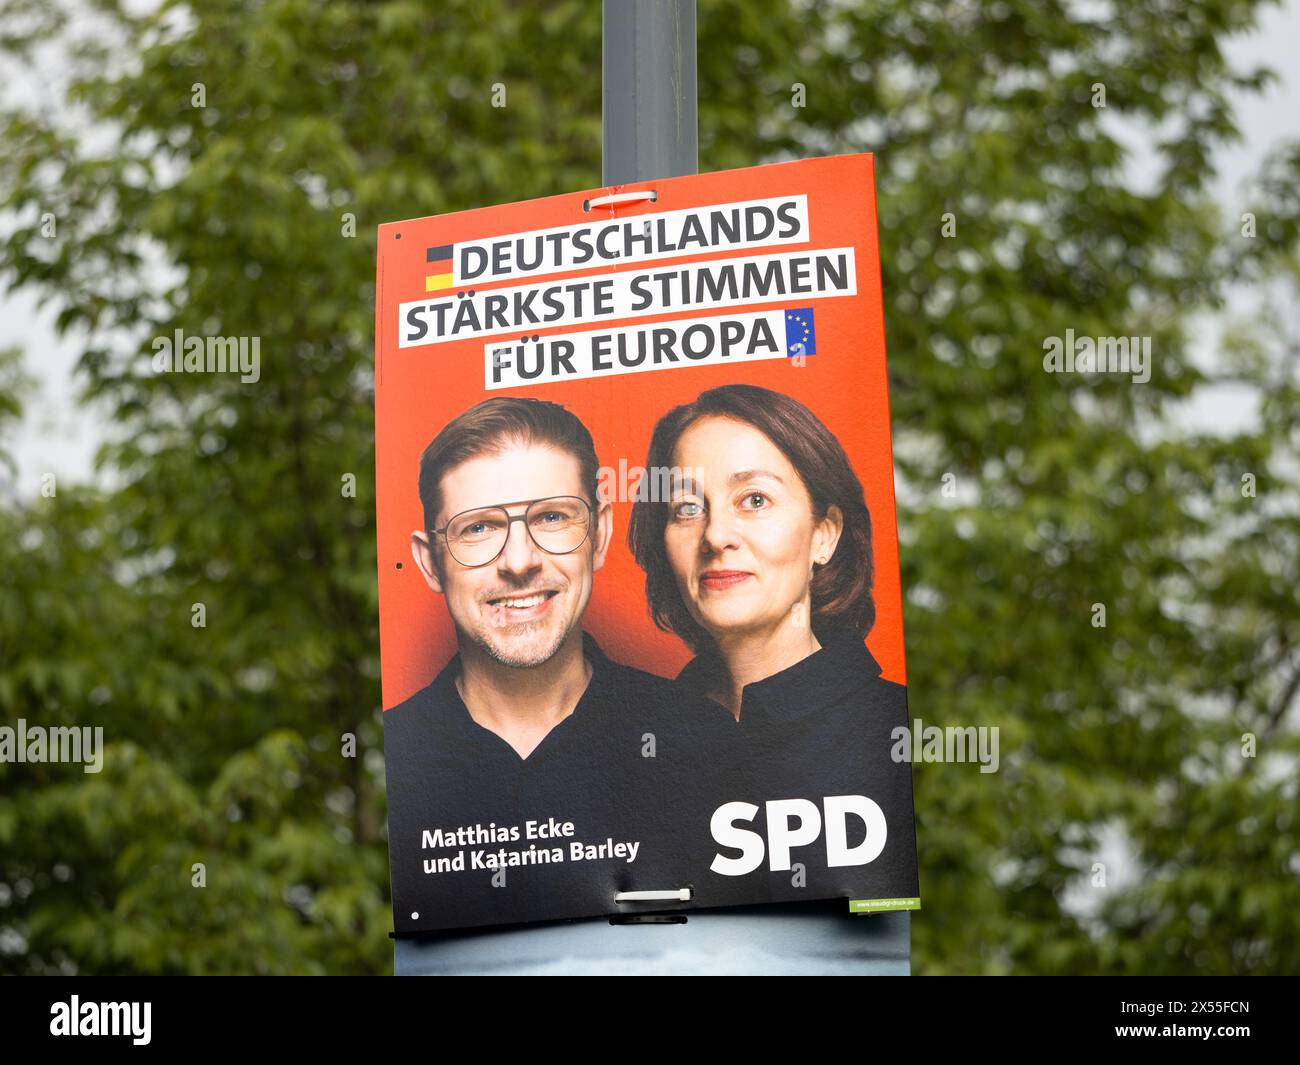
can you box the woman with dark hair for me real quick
[629,384,917,904]
[629,382,884,717]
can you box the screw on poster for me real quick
[374,154,921,934]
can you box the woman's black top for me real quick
[669,629,921,910]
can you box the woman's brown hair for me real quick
[627,384,874,653]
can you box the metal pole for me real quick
[602,0,697,185]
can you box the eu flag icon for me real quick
[784,307,816,356]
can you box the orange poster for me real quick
[375,154,920,933]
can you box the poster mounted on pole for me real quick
[374,153,921,934]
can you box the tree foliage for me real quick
[1,0,1297,974]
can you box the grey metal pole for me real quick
[602,0,698,185]
[395,0,911,974]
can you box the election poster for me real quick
[374,153,921,934]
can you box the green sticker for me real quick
[848,897,921,914]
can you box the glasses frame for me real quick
[431,495,597,569]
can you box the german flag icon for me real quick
[425,244,454,292]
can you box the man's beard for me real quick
[462,578,579,669]
[466,616,570,669]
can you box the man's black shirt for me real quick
[383,632,719,933]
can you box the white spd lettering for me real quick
[709,795,887,875]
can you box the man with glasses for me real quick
[384,395,710,933]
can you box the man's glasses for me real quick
[432,495,595,568]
